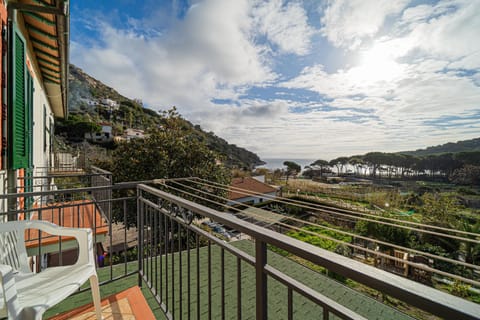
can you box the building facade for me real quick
[228,177,278,205]
[0,0,69,219]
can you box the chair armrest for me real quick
[0,264,22,318]
[25,221,94,266]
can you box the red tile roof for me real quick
[48,286,155,320]
[228,177,277,200]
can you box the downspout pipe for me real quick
[58,0,69,119]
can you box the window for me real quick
[9,28,32,170]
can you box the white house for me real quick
[83,98,97,106]
[101,98,119,110]
[227,177,278,206]
[124,128,145,140]
[85,123,113,143]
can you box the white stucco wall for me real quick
[31,75,55,170]
[227,191,277,206]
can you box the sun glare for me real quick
[353,45,403,83]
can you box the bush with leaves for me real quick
[100,109,231,226]
[55,114,101,141]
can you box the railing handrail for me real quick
[0,185,126,200]
[137,183,480,320]
[90,166,113,175]
[17,172,113,180]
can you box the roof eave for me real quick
[55,0,69,119]
[9,0,69,118]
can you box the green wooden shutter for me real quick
[9,30,28,169]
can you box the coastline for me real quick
[255,158,315,171]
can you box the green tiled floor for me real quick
[134,240,412,319]
[45,240,413,319]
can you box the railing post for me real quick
[256,239,267,320]
[137,187,143,288]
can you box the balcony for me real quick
[1,172,479,319]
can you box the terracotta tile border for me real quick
[48,286,155,320]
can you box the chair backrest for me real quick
[0,222,31,273]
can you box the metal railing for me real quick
[1,180,479,319]
[90,166,113,220]
[137,184,480,320]
[0,183,136,284]
[46,151,86,174]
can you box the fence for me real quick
[1,180,479,319]
[136,184,480,320]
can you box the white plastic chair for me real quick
[0,220,102,319]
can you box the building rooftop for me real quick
[229,177,277,200]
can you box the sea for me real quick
[255,158,315,171]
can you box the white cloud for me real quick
[400,0,480,66]
[320,0,410,49]
[281,61,408,100]
[72,0,275,113]
[400,4,435,24]
[71,0,480,160]
[252,0,315,55]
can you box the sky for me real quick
[70,0,480,160]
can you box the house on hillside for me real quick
[124,128,145,140]
[85,122,113,143]
[101,98,119,110]
[227,177,278,206]
[82,98,97,107]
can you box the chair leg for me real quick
[89,274,103,320]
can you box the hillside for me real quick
[400,138,480,157]
[64,65,264,168]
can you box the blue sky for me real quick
[70,0,480,160]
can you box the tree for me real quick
[419,193,459,226]
[455,151,480,166]
[55,114,101,141]
[329,157,349,175]
[450,165,480,186]
[100,109,231,226]
[458,220,480,265]
[355,219,411,249]
[311,159,329,177]
[348,156,364,176]
[283,161,301,183]
[363,152,387,178]
[397,154,417,178]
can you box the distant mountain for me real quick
[66,64,264,168]
[400,138,480,156]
